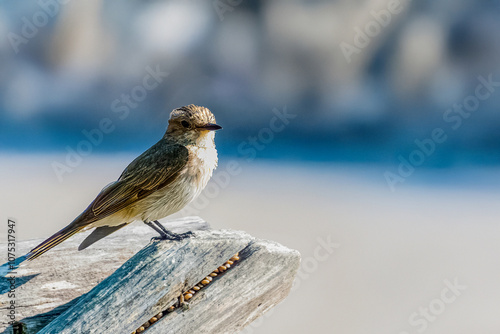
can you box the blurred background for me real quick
[1,0,500,333]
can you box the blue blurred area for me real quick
[1,0,500,166]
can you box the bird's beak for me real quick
[198,123,223,131]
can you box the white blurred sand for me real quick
[1,154,500,333]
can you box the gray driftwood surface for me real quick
[0,217,300,334]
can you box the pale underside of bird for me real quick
[26,105,221,261]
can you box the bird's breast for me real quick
[136,145,218,222]
[185,144,218,190]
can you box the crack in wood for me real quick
[132,253,241,334]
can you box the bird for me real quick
[26,105,222,261]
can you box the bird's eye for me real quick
[181,121,190,128]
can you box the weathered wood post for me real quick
[0,217,300,334]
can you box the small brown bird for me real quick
[27,105,222,261]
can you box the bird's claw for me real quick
[164,231,194,241]
[151,231,193,242]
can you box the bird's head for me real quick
[165,105,222,146]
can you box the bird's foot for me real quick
[150,231,192,242]
[152,220,193,241]
[160,230,194,241]
[145,220,194,241]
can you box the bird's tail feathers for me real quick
[26,225,83,261]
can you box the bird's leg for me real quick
[144,221,169,239]
[153,220,193,241]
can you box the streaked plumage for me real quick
[27,105,221,260]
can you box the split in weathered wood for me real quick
[131,252,241,334]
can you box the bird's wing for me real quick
[27,140,189,261]
[80,140,189,224]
